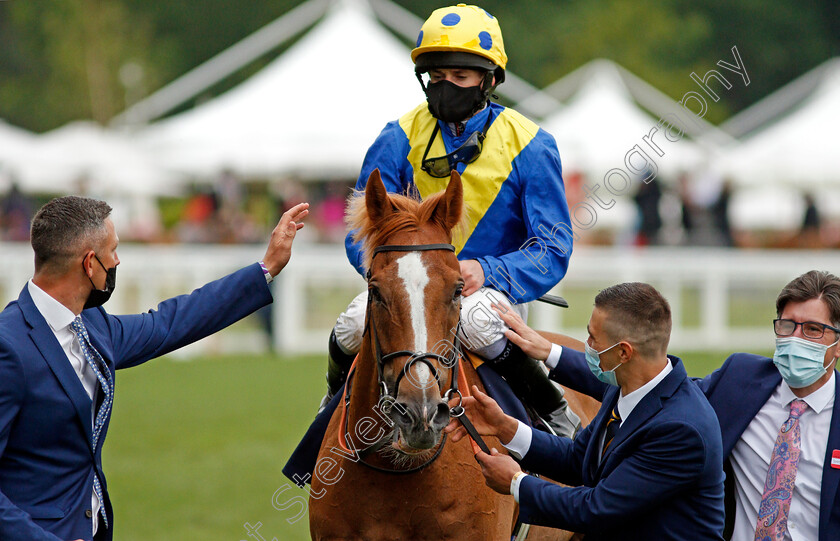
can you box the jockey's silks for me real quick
[346,102,573,304]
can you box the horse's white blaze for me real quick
[397,252,431,385]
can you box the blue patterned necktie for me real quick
[70,316,114,529]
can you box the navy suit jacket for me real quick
[0,264,272,541]
[521,350,725,540]
[694,353,840,541]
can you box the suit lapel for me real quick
[585,389,619,482]
[721,363,780,455]
[598,357,686,471]
[818,370,840,541]
[18,286,95,454]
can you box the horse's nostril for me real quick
[434,402,450,421]
[428,401,451,430]
[393,402,414,424]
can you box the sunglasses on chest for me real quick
[420,113,493,178]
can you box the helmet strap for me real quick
[480,70,498,102]
[415,71,427,92]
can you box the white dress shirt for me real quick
[730,373,834,541]
[27,281,101,535]
[507,347,673,501]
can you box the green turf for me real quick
[676,349,772,377]
[105,353,323,541]
[104,349,771,539]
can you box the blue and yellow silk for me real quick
[346,102,572,304]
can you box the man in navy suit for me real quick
[0,195,308,541]
[447,282,725,539]
[535,270,840,541]
[694,270,840,541]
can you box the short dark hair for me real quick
[594,282,672,357]
[30,196,112,273]
[776,270,840,326]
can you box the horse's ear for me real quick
[365,169,395,224]
[430,170,463,233]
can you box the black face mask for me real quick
[84,255,117,309]
[425,79,488,123]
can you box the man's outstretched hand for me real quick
[262,202,309,277]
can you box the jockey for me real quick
[323,4,579,437]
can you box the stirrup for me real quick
[317,389,335,415]
[525,401,580,439]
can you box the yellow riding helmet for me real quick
[412,4,507,83]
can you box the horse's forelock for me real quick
[347,189,458,272]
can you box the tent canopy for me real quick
[140,0,426,180]
[0,120,39,190]
[540,60,711,182]
[19,121,180,196]
[718,58,840,187]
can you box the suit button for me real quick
[85,509,93,518]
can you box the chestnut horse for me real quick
[309,169,599,540]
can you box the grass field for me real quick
[105,350,769,540]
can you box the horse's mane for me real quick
[346,189,465,272]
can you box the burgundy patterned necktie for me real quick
[753,398,808,541]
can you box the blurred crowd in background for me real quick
[0,169,350,246]
[0,166,830,250]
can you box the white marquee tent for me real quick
[21,121,180,196]
[139,0,426,180]
[719,58,840,229]
[536,60,725,230]
[719,58,840,187]
[0,120,39,190]
[540,60,717,182]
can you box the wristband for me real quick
[259,261,273,284]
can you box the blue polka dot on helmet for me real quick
[441,13,461,26]
[478,31,492,50]
[412,4,507,83]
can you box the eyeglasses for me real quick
[773,318,840,339]
[420,113,492,178]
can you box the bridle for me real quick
[342,242,465,474]
[367,243,464,413]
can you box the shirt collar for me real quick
[780,371,836,415]
[616,358,674,423]
[27,280,76,333]
[445,102,490,137]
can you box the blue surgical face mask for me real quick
[585,341,622,386]
[773,336,838,388]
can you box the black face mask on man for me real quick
[424,79,489,123]
[84,254,117,309]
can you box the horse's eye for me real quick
[369,286,385,304]
[453,286,463,301]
